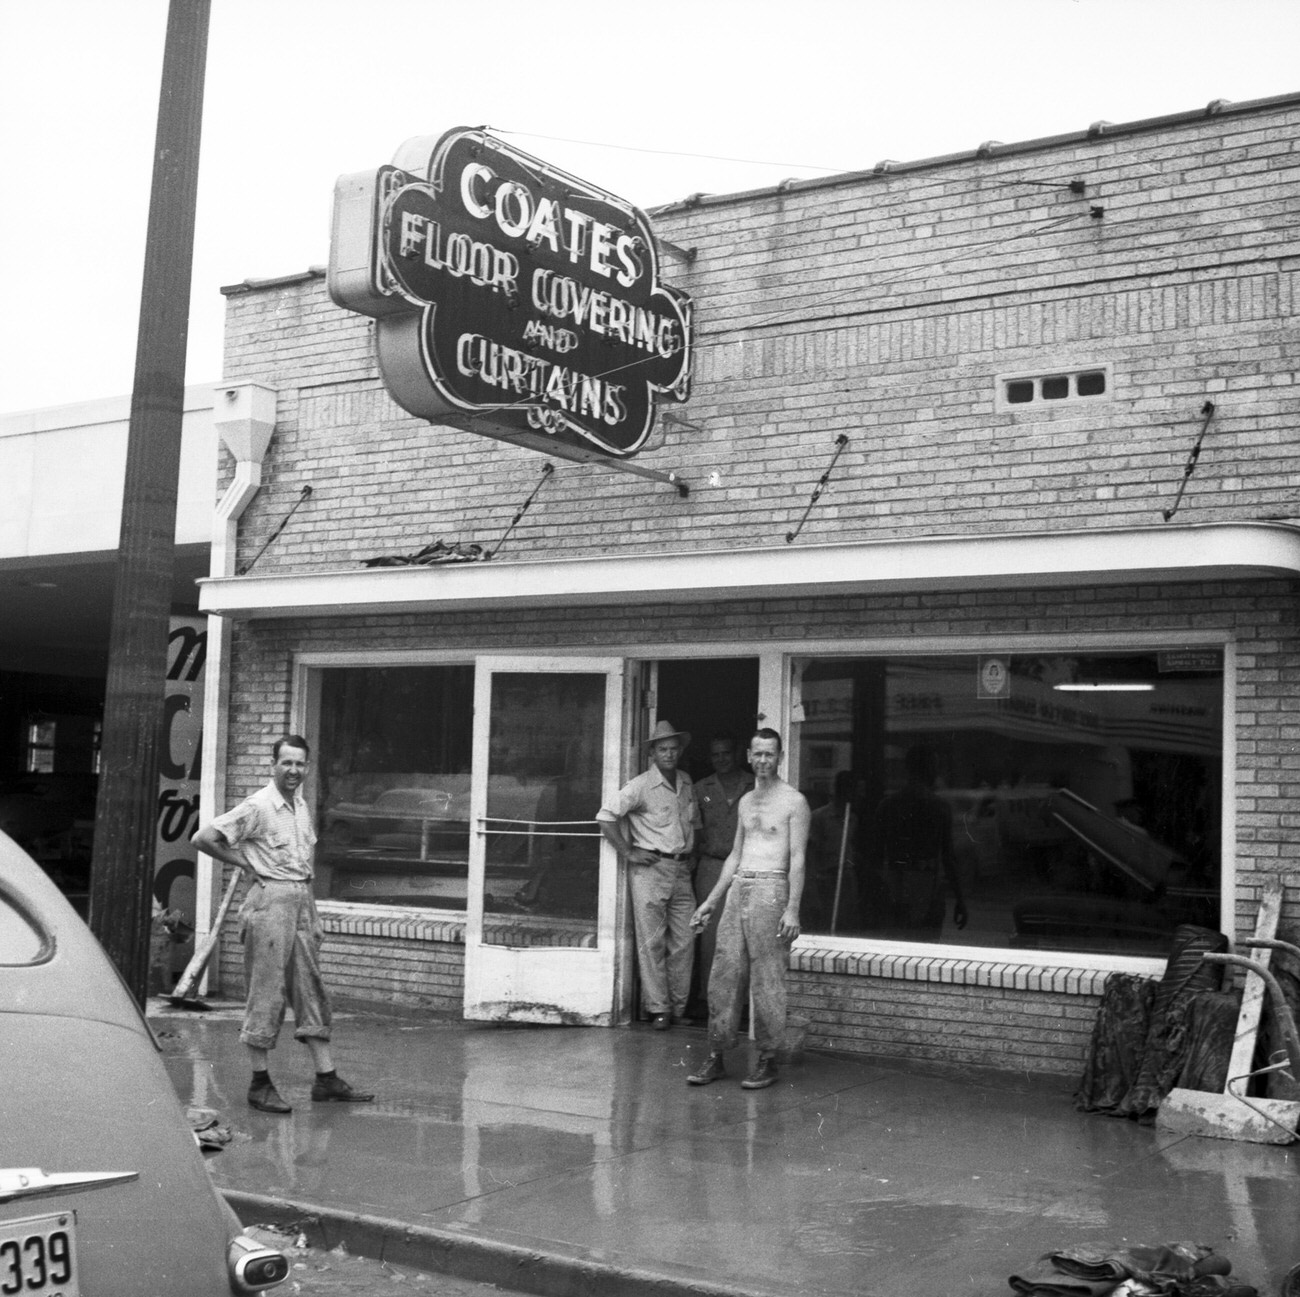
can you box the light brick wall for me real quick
[788,970,1098,1076]
[211,577,1300,1074]
[219,101,1300,571]
[211,97,1300,1075]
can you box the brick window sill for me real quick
[318,902,1159,996]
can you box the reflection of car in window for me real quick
[318,775,567,910]
[324,787,463,847]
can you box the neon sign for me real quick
[329,128,693,460]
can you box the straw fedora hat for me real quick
[645,719,690,753]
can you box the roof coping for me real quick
[647,90,1300,214]
[220,265,327,297]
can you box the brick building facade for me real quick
[199,93,1300,1076]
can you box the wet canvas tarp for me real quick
[1076,925,1233,1122]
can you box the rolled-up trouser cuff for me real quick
[239,879,333,1050]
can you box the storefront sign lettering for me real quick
[153,616,205,969]
[329,128,693,459]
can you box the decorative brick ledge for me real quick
[320,907,596,949]
[318,907,1123,997]
[321,905,464,945]
[793,945,1119,996]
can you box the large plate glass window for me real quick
[790,650,1222,958]
[315,665,474,908]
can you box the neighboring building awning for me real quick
[197,521,1300,620]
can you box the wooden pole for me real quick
[89,0,210,1005]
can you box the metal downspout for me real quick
[192,384,276,993]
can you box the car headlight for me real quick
[227,1233,290,1292]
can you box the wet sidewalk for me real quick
[150,1002,1300,1297]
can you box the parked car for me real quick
[0,829,288,1295]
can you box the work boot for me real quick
[740,1056,778,1090]
[248,1079,292,1114]
[649,1012,671,1031]
[687,1053,727,1086]
[311,1073,375,1103]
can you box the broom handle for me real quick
[829,805,851,934]
[172,870,241,1000]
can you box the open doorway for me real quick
[655,658,760,786]
[649,657,760,1023]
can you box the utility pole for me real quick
[89,0,210,1005]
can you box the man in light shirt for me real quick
[597,720,700,1030]
[193,735,374,1114]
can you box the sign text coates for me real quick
[378,131,691,457]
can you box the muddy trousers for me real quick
[707,873,789,1057]
[693,854,729,996]
[629,857,696,1017]
[239,879,332,1050]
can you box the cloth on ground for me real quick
[186,1106,232,1153]
[1009,1242,1254,1297]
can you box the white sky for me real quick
[1,0,1297,415]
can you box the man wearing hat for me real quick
[597,720,701,1029]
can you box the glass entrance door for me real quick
[464,656,624,1023]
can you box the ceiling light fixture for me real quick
[1053,682,1155,692]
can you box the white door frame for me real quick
[463,654,625,1024]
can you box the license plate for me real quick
[0,1211,79,1296]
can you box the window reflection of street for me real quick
[792,651,1222,957]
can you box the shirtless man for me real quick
[686,728,810,1090]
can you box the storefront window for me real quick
[314,665,606,936]
[316,666,474,908]
[791,651,1222,958]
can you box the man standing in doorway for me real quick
[597,720,700,1030]
[692,736,754,1004]
[192,735,374,1114]
[687,728,809,1090]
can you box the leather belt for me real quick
[738,870,786,877]
[655,851,693,861]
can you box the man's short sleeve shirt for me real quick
[695,771,754,859]
[210,781,317,881]
[597,766,699,855]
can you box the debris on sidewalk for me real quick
[241,1224,505,1295]
[1009,1241,1255,1297]
[1075,924,1231,1124]
[186,1106,232,1153]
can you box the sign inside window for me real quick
[329,128,693,460]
